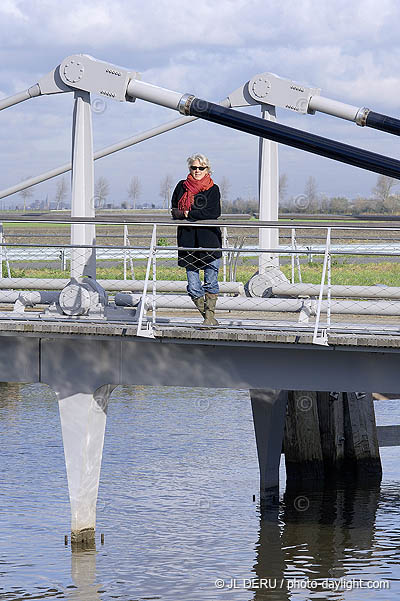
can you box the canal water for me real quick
[1,383,400,601]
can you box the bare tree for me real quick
[279,173,288,203]
[55,177,68,210]
[159,174,174,209]
[19,176,34,212]
[373,175,399,213]
[219,176,231,205]
[373,175,397,202]
[304,176,319,213]
[383,193,400,214]
[127,176,142,209]
[94,176,110,209]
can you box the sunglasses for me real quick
[190,165,207,171]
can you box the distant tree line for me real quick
[279,175,400,215]
[15,172,400,215]
[221,174,400,216]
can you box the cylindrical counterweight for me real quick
[182,97,400,179]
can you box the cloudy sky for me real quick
[1,0,399,207]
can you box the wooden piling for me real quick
[283,390,325,487]
[284,390,382,487]
[317,392,345,473]
[342,392,382,479]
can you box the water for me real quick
[1,383,400,600]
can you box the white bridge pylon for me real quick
[71,91,96,278]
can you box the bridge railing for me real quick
[113,220,400,341]
[0,218,400,343]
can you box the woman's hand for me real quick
[171,208,185,220]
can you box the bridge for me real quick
[0,214,397,544]
[2,53,400,545]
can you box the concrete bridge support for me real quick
[58,384,115,544]
[250,389,288,504]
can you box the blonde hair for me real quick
[187,153,211,174]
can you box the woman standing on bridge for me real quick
[171,153,222,326]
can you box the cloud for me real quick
[1,0,400,204]
[0,0,27,20]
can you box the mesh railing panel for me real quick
[0,220,399,341]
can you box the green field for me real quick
[7,260,400,288]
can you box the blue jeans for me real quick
[186,259,220,298]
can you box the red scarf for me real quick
[178,173,214,212]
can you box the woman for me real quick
[171,153,222,326]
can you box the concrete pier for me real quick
[250,389,288,503]
[58,384,115,543]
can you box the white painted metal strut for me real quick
[0,85,40,110]
[70,91,96,279]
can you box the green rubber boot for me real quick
[191,295,205,318]
[203,293,219,326]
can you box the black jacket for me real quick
[171,180,222,269]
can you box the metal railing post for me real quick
[313,227,331,346]
[0,225,3,278]
[0,225,11,278]
[222,226,227,283]
[123,224,127,280]
[152,225,157,326]
[136,224,157,337]
[291,228,295,284]
[327,244,331,332]
[291,228,302,284]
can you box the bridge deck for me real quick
[0,309,399,350]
